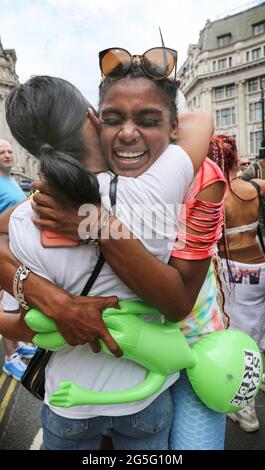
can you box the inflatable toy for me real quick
[25,300,263,412]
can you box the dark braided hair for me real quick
[207,134,257,203]
[98,63,179,123]
[207,135,238,175]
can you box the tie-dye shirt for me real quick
[179,260,224,344]
[172,159,226,343]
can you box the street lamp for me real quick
[260,77,265,158]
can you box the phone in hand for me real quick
[41,229,79,247]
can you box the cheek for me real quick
[100,130,113,153]
[148,130,170,155]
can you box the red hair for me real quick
[207,135,238,175]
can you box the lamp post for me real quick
[260,77,265,141]
[259,78,265,158]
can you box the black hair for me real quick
[98,63,179,123]
[5,75,100,206]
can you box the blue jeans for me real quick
[41,388,173,450]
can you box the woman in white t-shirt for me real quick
[0,68,223,450]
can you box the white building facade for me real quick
[178,2,265,159]
[0,38,38,182]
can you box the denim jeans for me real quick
[41,388,173,450]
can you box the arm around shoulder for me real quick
[177,111,214,173]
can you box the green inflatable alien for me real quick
[25,300,263,413]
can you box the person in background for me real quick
[237,158,251,177]
[242,136,265,181]
[208,134,265,433]
[19,179,33,198]
[0,139,37,380]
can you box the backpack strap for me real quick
[109,174,118,216]
[249,179,261,195]
[253,162,261,179]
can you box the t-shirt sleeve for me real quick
[9,201,54,283]
[1,291,20,312]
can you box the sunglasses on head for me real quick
[99,47,178,81]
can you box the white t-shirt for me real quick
[9,144,194,418]
[1,291,20,311]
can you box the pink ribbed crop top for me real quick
[172,158,226,260]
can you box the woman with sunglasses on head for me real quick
[0,50,225,450]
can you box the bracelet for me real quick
[79,210,110,247]
[13,265,31,311]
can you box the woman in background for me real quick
[208,134,265,433]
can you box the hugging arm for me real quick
[0,235,122,356]
[100,180,225,321]
[175,111,214,173]
[0,111,218,341]
[0,310,34,342]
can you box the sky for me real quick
[0,0,263,106]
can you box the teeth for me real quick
[116,151,145,158]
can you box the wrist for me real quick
[24,276,72,320]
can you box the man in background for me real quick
[0,139,36,380]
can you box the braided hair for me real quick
[207,135,238,175]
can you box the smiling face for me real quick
[99,77,177,177]
[0,140,13,175]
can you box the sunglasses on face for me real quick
[99,47,178,80]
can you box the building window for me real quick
[217,58,227,70]
[250,131,263,155]
[214,84,235,100]
[248,78,259,92]
[217,33,232,47]
[248,77,265,92]
[252,48,261,60]
[246,51,250,61]
[214,87,225,100]
[252,21,265,36]
[216,107,236,127]
[226,84,235,97]
[229,56,232,67]
[249,102,262,122]
[213,60,216,71]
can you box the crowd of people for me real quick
[0,44,264,450]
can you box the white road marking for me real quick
[30,428,43,450]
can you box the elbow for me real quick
[163,300,194,323]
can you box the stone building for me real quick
[0,38,37,183]
[178,1,265,159]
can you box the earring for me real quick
[169,136,176,144]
